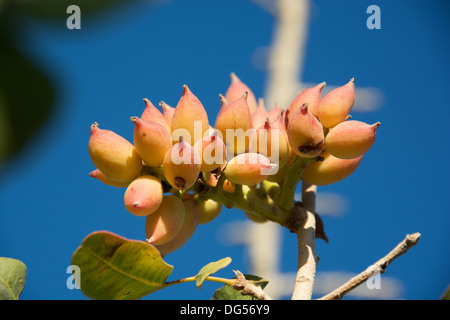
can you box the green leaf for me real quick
[212,284,252,300]
[71,231,173,300]
[195,257,232,289]
[242,274,269,290]
[441,285,450,300]
[0,257,27,300]
[212,275,269,300]
[211,284,253,300]
[0,25,54,167]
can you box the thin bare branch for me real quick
[291,181,318,300]
[318,232,421,300]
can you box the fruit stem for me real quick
[173,189,185,199]
[164,275,236,288]
[233,183,243,198]
[278,156,311,211]
[215,171,227,194]
[194,175,289,225]
[260,180,281,200]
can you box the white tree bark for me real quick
[264,0,310,110]
[291,181,318,300]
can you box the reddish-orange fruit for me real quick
[302,149,363,186]
[325,120,380,159]
[286,82,326,120]
[155,193,201,256]
[131,116,172,167]
[159,101,175,127]
[193,131,227,172]
[273,109,288,132]
[140,98,171,132]
[271,109,298,166]
[88,123,142,183]
[216,94,230,120]
[224,153,275,186]
[145,195,186,245]
[287,103,325,158]
[215,92,253,155]
[163,137,201,190]
[274,110,295,166]
[318,79,355,128]
[267,106,283,124]
[222,179,235,193]
[89,169,130,188]
[124,175,163,216]
[225,72,258,114]
[171,85,209,145]
[202,171,235,193]
[252,118,290,169]
[252,98,268,129]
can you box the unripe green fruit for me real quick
[140,98,171,133]
[302,150,363,186]
[287,103,325,158]
[325,120,380,159]
[155,193,201,256]
[286,82,325,120]
[131,116,172,167]
[244,211,268,223]
[193,131,227,172]
[215,92,253,156]
[163,137,201,190]
[88,122,143,183]
[224,153,275,186]
[225,72,258,114]
[145,195,185,246]
[124,175,163,216]
[171,85,209,145]
[89,169,130,188]
[318,78,355,128]
[198,199,222,224]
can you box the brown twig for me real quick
[232,270,273,300]
[318,232,421,300]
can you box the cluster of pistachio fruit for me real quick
[88,73,380,256]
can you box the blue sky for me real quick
[0,0,449,300]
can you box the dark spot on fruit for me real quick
[298,140,324,155]
[174,177,186,189]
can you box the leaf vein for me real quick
[81,245,166,288]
